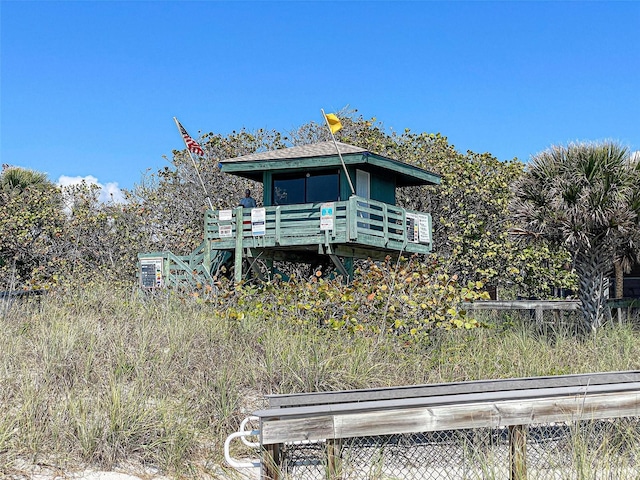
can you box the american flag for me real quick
[176,119,204,156]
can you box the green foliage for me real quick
[127,128,288,254]
[1,111,602,302]
[284,111,572,295]
[0,166,50,191]
[513,142,637,251]
[0,173,151,290]
[0,170,64,288]
[226,256,490,341]
[55,181,149,281]
[501,242,576,299]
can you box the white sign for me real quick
[251,208,266,236]
[219,209,232,221]
[406,213,431,244]
[140,257,163,288]
[320,202,335,231]
[219,225,233,238]
[418,214,431,243]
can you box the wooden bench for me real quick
[246,371,640,479]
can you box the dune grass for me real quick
[0,282,639,477]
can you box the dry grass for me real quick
[1,282,639,477]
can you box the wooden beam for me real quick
[258,387,640,444]
[261,443,282,480]
[266,371,640,408]
[328,254,350,282]
[465,300,580,311]
[326,439,342,480]
[509,424,527,480]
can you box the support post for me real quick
[328,254,349,281]
[509,424,527,480]
[234,207,244,284]
[326,438,342,479]
[535,306,543,326]
[262,443,282,480]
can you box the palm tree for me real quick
[0,165,50,191]
[615,155,640,299]
[512,141,638,331]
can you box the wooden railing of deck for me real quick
[205,195,432,255]
[139,196,433,288]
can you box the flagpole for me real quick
[321,109,355,196]
[173,117,214,211]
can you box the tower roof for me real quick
[220,141,440,187]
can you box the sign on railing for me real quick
[251,208,266,236]
[320,202,334,231]
[406,212,431,243]
[139,257,163,288]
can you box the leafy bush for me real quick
[225,256,490,341]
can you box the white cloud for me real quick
[57,175,126,203]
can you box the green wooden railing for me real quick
[205,195,432,255]
[139,196,433,288]
[138,242,214,290]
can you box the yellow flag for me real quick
[325,113,342,134]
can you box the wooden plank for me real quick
[259,390,640,444]
[608,298,640,308]
[260,415,335,444]
[331,245,398,262]
[234,207,244,283]
[326,439,342,479]
[351,233,388,249]
[267,371,640,408]
[466,300,580,311]
[260,383,640,423]
[261,443,282,480]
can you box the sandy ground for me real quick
[6,464,261,480]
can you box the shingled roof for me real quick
[221,141,367,163]
[220,140,440,187]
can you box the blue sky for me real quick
[2,1,639,195]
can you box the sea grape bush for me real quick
[224,256,490,341]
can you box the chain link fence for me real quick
[278,417,640,479]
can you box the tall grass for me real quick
[0,282,638,477]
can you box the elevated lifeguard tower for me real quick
[138,141,440,288]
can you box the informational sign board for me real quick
[406,213,431,244]
[406,213,419,243]
[140,257,163,288]
[219,225,233,238]
[320,202,335,231]
[418,214,431,243]
[251,208,266,236]
[219,209,232,221]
